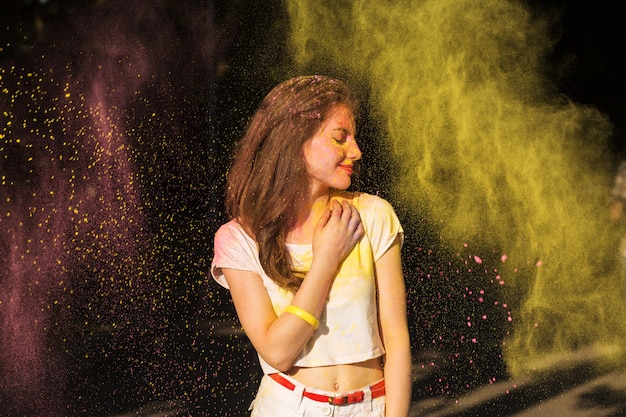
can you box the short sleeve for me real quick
[359,194,404,261]
[211,221,261,289]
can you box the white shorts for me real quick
[249,373,386,417]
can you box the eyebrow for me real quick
[333,127,353,135]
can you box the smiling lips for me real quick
[339,165,353,175]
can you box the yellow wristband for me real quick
[284,305,319,330]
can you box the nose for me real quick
[348,138,362,161]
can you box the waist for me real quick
[284,357,383,392]
[268,373,385,406]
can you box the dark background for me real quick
[1,1,625,416]
[2,0,625,149]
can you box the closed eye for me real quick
[333,128,350,144]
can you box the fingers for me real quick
[353,219,364,240]
[323,199,363,237]
[330,199,342,218]
[333,200,363,243]
[315,199,344,233]
[340,200,352,222]
[339,200,360,231]
[316,206,332,229]
[312,199,363,265]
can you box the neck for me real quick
[287,186,332,244]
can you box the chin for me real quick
[332,181,352,190]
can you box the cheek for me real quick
[328,144,346,161]
[305,140,345,169]
[314,146,342,165]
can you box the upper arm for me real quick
[222,268,278,353]
[374,240,413,417]
[375,237,409,348]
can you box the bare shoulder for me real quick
[329,190,371,206]
[330,191,393,213]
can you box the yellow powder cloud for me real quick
[286,0,626,377]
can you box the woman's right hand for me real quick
[312,199,364,268]
[223,200,364,372]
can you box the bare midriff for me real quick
[285,357,384,392]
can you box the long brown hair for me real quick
[226,75,358,292]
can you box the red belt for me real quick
[268,373,385,406]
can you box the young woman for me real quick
[211,75,411,417]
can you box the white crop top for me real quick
[211,191,403,374]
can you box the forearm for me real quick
[289,259,336,316]
[261,259,336,370]
[227,199,364,372]
[383,336,412,417]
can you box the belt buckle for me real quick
[329,395,347,405]
[329,391,364,405]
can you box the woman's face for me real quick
[302,104,361,194]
